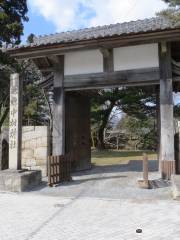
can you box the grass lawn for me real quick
[91,150,157,166]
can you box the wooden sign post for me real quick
[9,73,22,170]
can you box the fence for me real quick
[48,154,72,186]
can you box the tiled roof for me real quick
[11,17,180,49]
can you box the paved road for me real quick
[0,160,179,240]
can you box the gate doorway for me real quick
[64,86,159,180]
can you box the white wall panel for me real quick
[65,50,103,75]
[114,44,159,71]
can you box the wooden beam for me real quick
[64,67,160,89]
[159,42,175,179]
[52,55,65,156]
[156,86,161,170]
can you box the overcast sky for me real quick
[23,0,168,41]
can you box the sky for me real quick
[23,0,168,42]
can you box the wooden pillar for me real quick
[159,42,175,179]
[156,86,161,170]
[101,48,114,72]
[52,56,65,156]
[9,73,22,170]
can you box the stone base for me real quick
[172,175,180,200]
[137,180,150,189]
[0,169,42,192]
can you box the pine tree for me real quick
[159,0,180,22]
[0,0,28,130]
[0,0,28,47]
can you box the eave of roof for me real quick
[6,17,180,58]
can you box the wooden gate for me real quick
[48,154,72,186]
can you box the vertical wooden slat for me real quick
[52,156,55,184]
[48,156,50,186]
[57,156,59,183]
[48,154,72,186]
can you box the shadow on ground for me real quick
[28,160,159,192]
[73,160,158,177]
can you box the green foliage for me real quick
[0,0,28,46]
[91,87,157,149]
[91,88,124,148]
[27,33,35,44]
[21,60,49,126]
[0,70,9,128]
[117,115,157,150]
[120,87,156,120]
[158,0,180,22]
[0,0,28,129]
[163,0,180,6]
[174,104,180,118]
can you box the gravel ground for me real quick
[0,160,179,240]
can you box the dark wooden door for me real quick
[65,92,91,171]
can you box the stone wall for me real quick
[22,126,50,177]
[0,126,50,176]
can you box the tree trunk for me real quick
[97,127,105,149]
[96,102,115,150]
[0,107,9,133]
[91,130,96,148]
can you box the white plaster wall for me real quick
[114,44,159,71]
[65,50,103,75]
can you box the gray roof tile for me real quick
[11,17,180,49]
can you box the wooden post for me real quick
[52,56,65,156]
[137,153,149,189]
[101,48,114,73]
[143,153,149,187]
[156,86,161,170]
[159,42,175,179]
[9,73,22,170]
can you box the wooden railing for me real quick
[48,154,72,187]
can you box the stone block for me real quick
[23,126,35,133]
[0,170,42,192]
[36,159,46,166]
[34,147,47,159]
[27,166,47,177]
[24,140,37,149]
[24,140,30,150]
[22,126,49,139]
[34,126,50,137]
[36,137,48,147]
[137,179,150,189]
[22,149,34,159]
[24,158,37,167]
[22,141,25,149]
